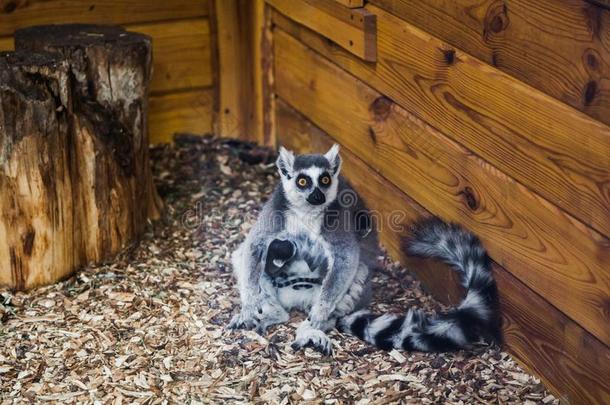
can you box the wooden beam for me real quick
[211,0,269,144]
[273,28,610,346]
[267,0,376,61]
[131,19,212,94]
[0,0,209,37]
[149,88,213,144]
[271,7,610,240]
[262,3,277,146]
[369,0,610,127]
[276,98,610,405]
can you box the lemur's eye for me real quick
[296,175,310,189]
[319,173,331,187]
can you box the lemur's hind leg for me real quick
[229,276,289,334]
[228,244,260,330]
[228,243,289,333]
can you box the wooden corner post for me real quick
[210,0,275,146]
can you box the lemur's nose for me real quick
[307,187,326,205]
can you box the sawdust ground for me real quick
[0,136,557,404]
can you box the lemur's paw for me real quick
[254,323,269,336]
[227,312,258,331]
[229,303,289,335]
[291,328,333,356]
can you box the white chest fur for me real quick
[284,208,324,238]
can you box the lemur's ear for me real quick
[324,143,342,175]
[276,146,295,179]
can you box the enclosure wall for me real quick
[265,1,610,404]
[0,0,214,144]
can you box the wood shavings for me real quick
[0,136,558,404]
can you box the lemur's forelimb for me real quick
[308,238,360,329]
[228,206,287,331]
[229,241,290,333]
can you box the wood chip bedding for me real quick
[0,135,557,404]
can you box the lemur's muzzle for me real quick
[307,187,326,205]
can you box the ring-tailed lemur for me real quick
[229,144,500,355]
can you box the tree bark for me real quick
[0,52,76,289]
[0,25,162,290]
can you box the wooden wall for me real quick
[264,0,610,404]
[0,0,214,144]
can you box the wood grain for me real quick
[262,2,277,146]
[332,0,365,8]
[276,99,610,405]
[496,266,610,405]
[273,28,610,345]
[369,0,610,126]
[0,0,208,37]
[272,6,610,240]
[131,19,212,94]
[212,0,267,143]
[149,89,213,144]
[0,54,75,290]
[0,35,12,51]
[267,0,376,61]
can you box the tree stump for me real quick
[0,52,75,289]
[0,25,162,290]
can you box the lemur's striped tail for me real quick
[338,217,501,352]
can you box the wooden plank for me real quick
[0,0,208,37]
[131,19,212,94]
[267,0,376,61]
[276,99,610,405]
[212,0,268,144]
[262,3,277,146]
[332,0,365,8]
[271,7,610,241]
[369,0,610,126]
[148,89,213,144]
[273,28,610,345]
[0,36,13,51]
[495,266,610,405]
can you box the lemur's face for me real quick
[276,144,342,211]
